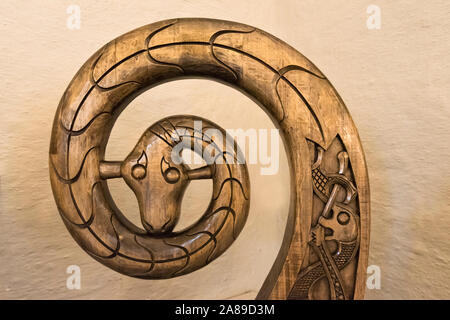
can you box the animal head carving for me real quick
[318,208,359,243]
[121,125,190,235]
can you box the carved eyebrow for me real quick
[137,150,148,167]
[160,156,171,175]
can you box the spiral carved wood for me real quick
[49,18,370,299]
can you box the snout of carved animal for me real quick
[121,128,191,235]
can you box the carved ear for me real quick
[137,150,148,168]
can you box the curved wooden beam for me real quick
[49,18,370,299]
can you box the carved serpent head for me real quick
[319,207,359,243]
[121,124,190,235]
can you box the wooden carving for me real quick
[49,18,370,299]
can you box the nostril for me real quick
[162,217,172,230]
[142,220,154,233]
[142,217,174,235]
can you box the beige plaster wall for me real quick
[0,0,449,299]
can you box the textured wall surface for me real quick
[0,0,449,299]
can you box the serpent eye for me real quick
[132,164,146,180]
[131,150,147,179]
[163,167,180,184]
[160,156,180,184]
[337,212,350,225]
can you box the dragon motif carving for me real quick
[288,138,360,299]
[49,18,369,299]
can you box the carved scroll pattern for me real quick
[50,19,325,278]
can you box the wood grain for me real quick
[49,18,370,299]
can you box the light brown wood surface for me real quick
[49,18,370,299]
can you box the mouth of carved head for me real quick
[141,215,175,235]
